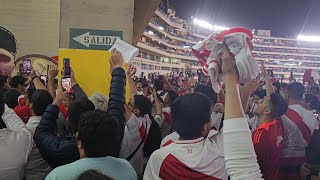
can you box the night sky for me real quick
[173,0,320,37]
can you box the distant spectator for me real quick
[3,89,20,108]
[11,75,27,93]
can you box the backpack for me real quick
[143,115,162,157]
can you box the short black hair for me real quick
[154,79,164,91]
[77,110,121,158]
[30,90,53,116]
[272,82,281,92]
[287,82,305,100]
[11,75,27,88]
[194,84,217,104]
[133,95,152,116]
[309,86,320,96]
[77,170,113,180]
[0,75,8,88]
[167,90,179,106]
[305,93,319,110]
[171,93,212,139]
[69,99,95,133]
[281,83,288,90]
[269,93,288,118]
[3,89,20,108]
[252,89,267,99]
[26,85,36,101]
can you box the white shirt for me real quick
[281,104,318,158]
[120,113,151,175]
[223,118,263,180]
[25,116,51,180]
[154,107,172,138]
[144,130,227,180]
[0,105,33,180]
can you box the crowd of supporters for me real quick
[1,45,320,180]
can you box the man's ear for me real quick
[202,121,212,137]
[264,108,272,115]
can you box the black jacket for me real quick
[34,67,126,168]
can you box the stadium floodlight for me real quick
[213,25,229,31]
[193,18,229,31]
[183,46,190,48]
[159,26,164,30]
[193,18,213,29]
[297,35,320,42]
[148,31,154,35]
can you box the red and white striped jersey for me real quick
[281,104,318,158]
[120,113,151,175]
[144,130,227,180]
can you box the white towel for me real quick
[192,28,260,93]
[109,39,139,64]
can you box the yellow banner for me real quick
[58,49,130,102]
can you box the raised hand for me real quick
[48,65,58,80]
[126,64,136,77]
[243,74,262,93]
[221,43,238,79]
[29,68,37,79]
[110,48,124,72]
[53,87,68,106]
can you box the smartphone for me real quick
[22,59,32,76]
[41,75,47,86]
[63,58,71,77]
[61,77,72,92]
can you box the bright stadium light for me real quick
[213,25,229,31]
[193,18,229,31]
[193,18,213,29]
[159,26,164,30]
[148,31,154,35]
[297,35,320,42]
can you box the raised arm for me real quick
[152,89,162,115]
[239,76,261,113]
[261,62,274,96]
[2,104,28,131]
[221,44,263,180]
[29,68,46,90]
[47,65,59,99]
[162,75,176,92]
[126,64,138,97]
[70,68,87,100]
[34,89,79,168]
[107,49,126,139]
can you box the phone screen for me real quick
[61,77,72,93]
[63,58,71,77]
[22,59,32,76]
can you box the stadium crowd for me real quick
[1,33,320,180]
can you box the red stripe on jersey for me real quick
[285,108,311,144]
[139,124,148,144]
[163,112,172,125]
[159,154,221,180]
[162,140,173,147]
[253,130,263,144]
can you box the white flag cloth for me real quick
[109,39,139,64]
[192,28,260,93]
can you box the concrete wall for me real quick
[59,0,134,48]
[0,0,60,57]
